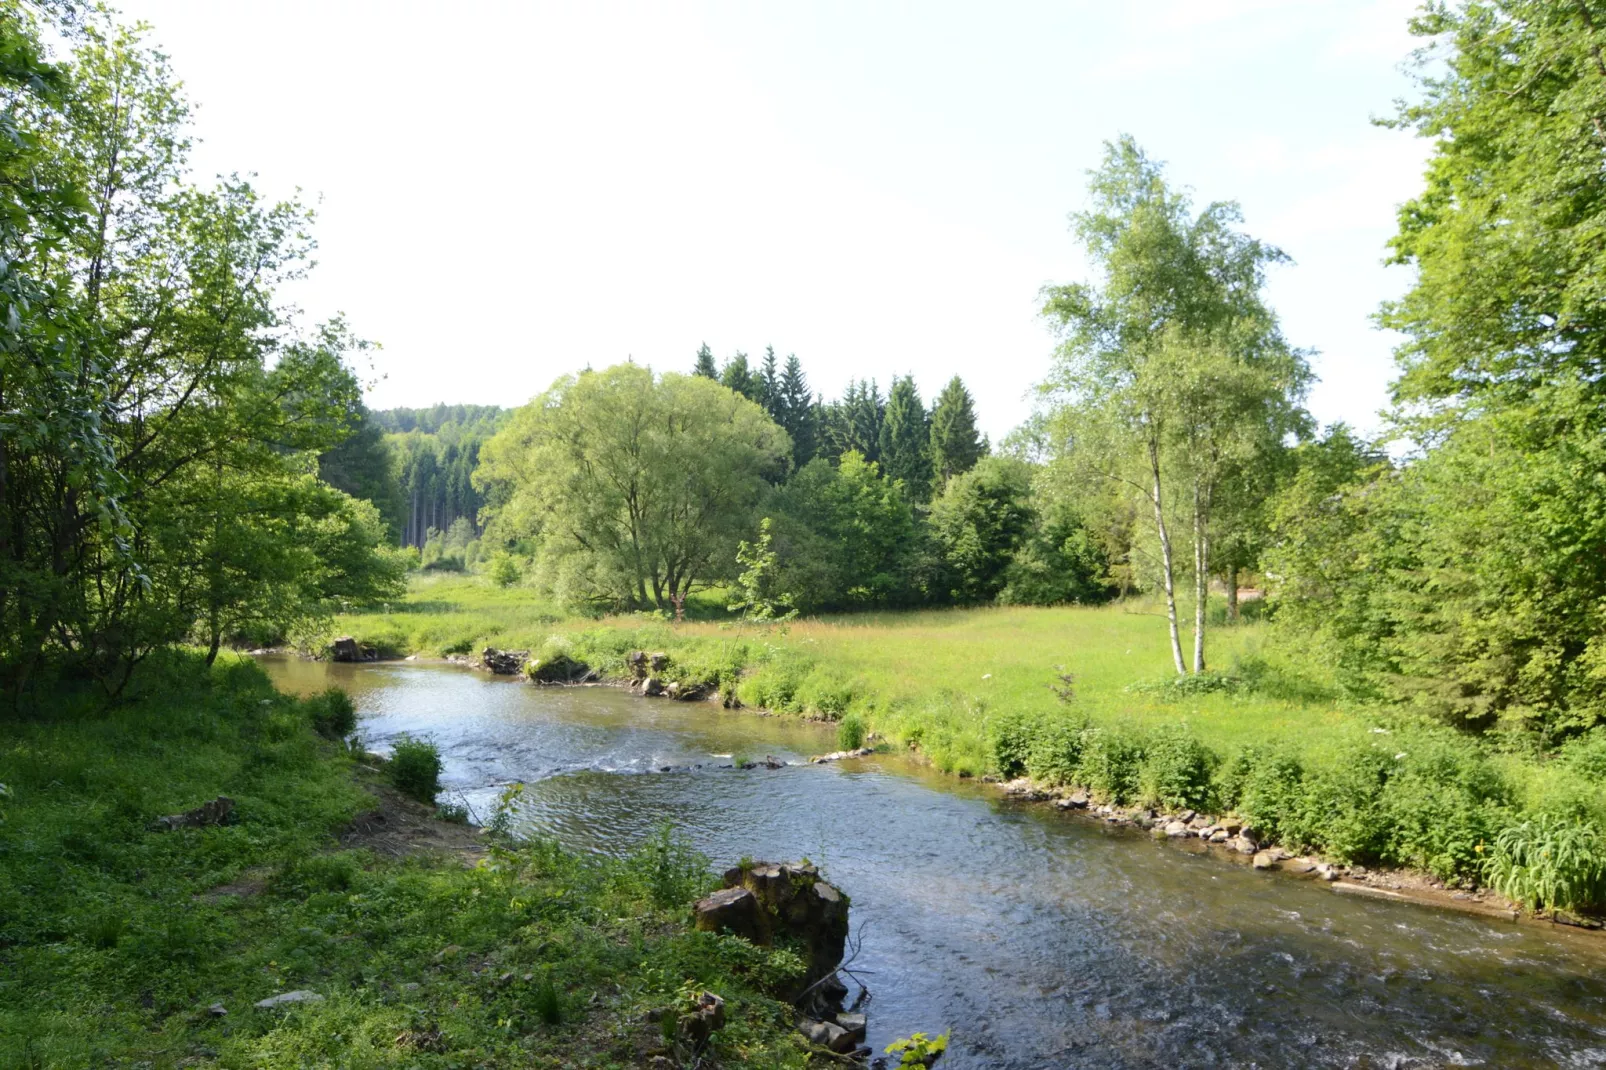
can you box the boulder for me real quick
[1252,851,1278,870]
[799,1017,850,1052]
[835,1011,868,1044]
[650,652,671,673]
[150,796,235,832]
[643,676,666,697]
[1164,820,1190,837]
[330,636,362,662]
[1208,829,1230,844]
[693,887,762,943]
[1229,834,1259,855]
[481,648,529,675]
[526,653,590,683]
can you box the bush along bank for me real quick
[397,623,1606,921]
[0,653,850,1068]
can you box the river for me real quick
[261,657,1606,1069]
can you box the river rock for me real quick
[643,676,667,697]
[330,636,362,662]
[1229,834,1259,855]
[1209,829,1230,844]
[799,1017,851,1052]
[1165,820,1190,837]
[254,990,323,1010]
[711,861,849,1002]
[481,647,529,675]
[525,653,590,683]
[1252,850,1278,870]
[810,747,873,763]
[1056,790,1090,809]
[150,796,235,832]
[693,887,762,942]
[835,1011,868,1043]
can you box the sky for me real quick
[116,0,1432,442]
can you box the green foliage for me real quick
[475,364,788,612]
[836,714,866,751]
[770,453,921,611]
[929,456,1037,603]
[1075,727,1144,804]
[1024,715,1085,786]
[487,551,522,588]
[989,710,1040,779]
[387,735,443,803]
[1138,726,1215,810]
[729,518,797,621]
[885,1030,949,1067]
[307,687,358,740]
[1484,814,1606,913]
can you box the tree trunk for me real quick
[1191,482,1208,675]
[1226,565,1239,623]
[1148,439,1187,675]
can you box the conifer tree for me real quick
[879,375,934,500]
[759,346,782,417]
[720,352,759,402]
[930,376,984,485]
[693,343,718,379]
[777,354,817,467]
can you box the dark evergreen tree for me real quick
[720,351,760,402]
[759,345,781,416]
[878,375,934,501]
[930,375,984,485]
[693,343,718,379]
[823,380,884,463]
[776,354,817,467]
[318,403,406,538]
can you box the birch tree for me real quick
[1041,137,1308,673]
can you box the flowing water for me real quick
[262,657,1606,1069]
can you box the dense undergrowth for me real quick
[0,654,809,1069]
[333,576,1606,911]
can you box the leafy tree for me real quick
[928,456,1036,602]
[693,342,718,379]
[1041,136,1309,674]
[1263,2,1606,736]
[728,517,795,621]
[769,453,917,610]
[929,376,984,485]
[475,364,788,611]
[999,497,1113,606]
[879,375,934,501]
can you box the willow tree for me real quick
[476,364,788,614]
[1041,137,1308,674]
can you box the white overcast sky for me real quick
[116,0,1431,441]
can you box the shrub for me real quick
[837,714,866,751]
[1216,745,1304,843]
[307,687,357,740]
[1379,735,1508,881]
[1076,727,1144,803]
[1560,729,1606,781]
[988,710,1038,779]
[1138,726,1216,810]
[1484,813,1606,912]
[1287,745,1392,861]
[388,735,443,803]
[488,551,522,588]
[1127,671,1242,699]
[1024,715,1085,786]
[796,669,855,718]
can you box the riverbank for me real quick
[330,575,1606,916]
[0,654,813,1068]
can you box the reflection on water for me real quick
[262,657,1606,1069]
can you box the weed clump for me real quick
[307,687,358,739]
[388,734,443,803]
[837,714,866,750]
